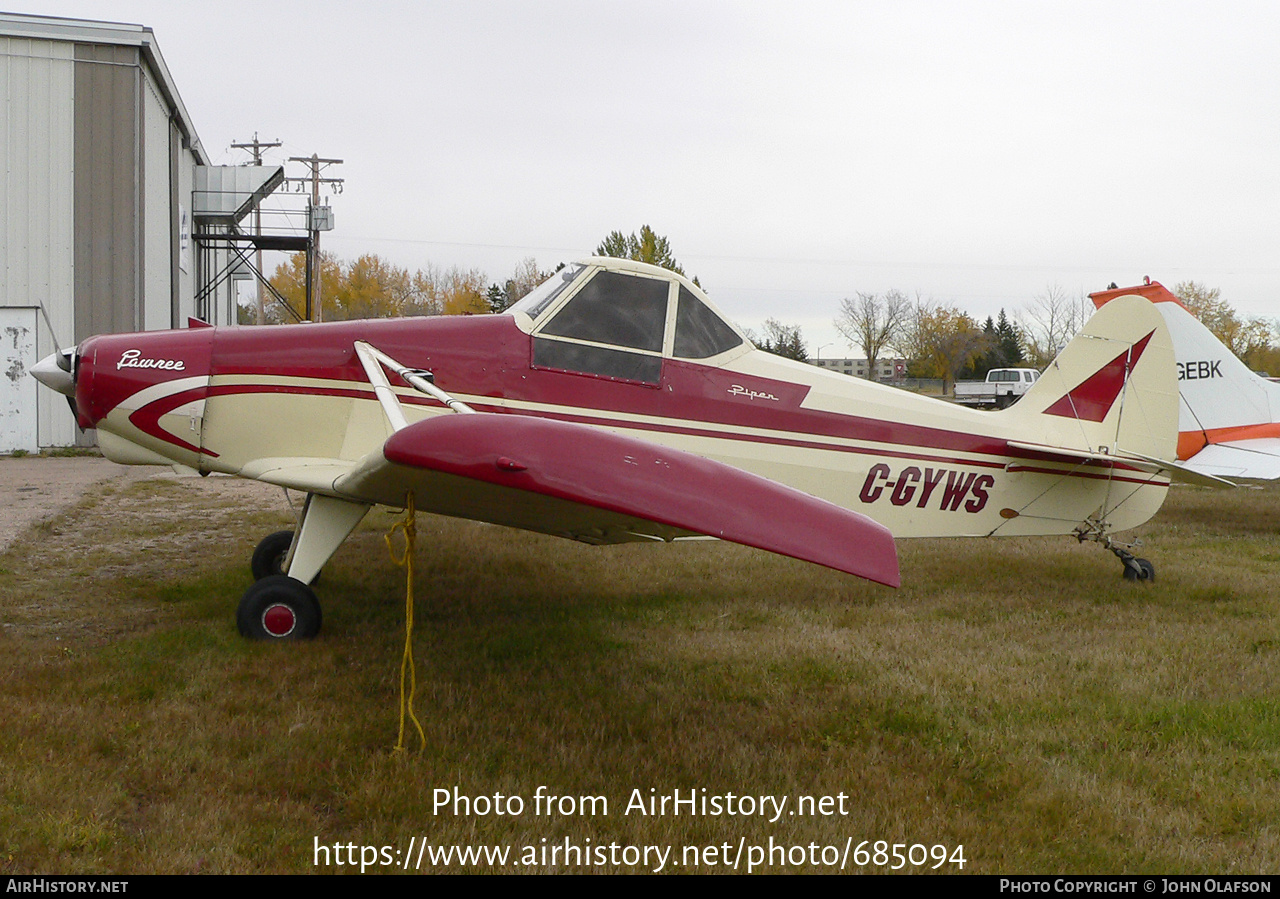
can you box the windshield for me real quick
[508,264,585,320]
[540,270,669,352]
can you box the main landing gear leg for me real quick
[238,493,371,640]
[1074,522,1155,582]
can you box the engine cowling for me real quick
[73,329,215,467]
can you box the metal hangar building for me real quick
[1,12,283,451]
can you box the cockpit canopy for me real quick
[509,258,745,385]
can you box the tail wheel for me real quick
[1123,558,1156,582]
[237,575,322,640]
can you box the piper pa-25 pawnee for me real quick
[1092,279,1280,481]
[33,258,1185,639]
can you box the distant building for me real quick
[810,357,907,382]
[1,13,285,451]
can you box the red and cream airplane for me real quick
[1092,279,1280,480]
[33,258,1183,639]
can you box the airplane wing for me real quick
[331,413,900,587]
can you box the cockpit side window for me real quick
[673,286,743,359]
[532,340,662,384]
[539,270,668,352]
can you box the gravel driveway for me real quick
[1,456,157,553]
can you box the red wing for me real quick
[337,414,899,587]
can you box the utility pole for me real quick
[286,154,343,321]
[230,133,282,324]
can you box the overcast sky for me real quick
[22,0,1280,354]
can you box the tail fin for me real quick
[1091,281,1280,472]
[993,295,1181,532]
[1003,293,1179,465]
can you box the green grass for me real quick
[1,475,1278,873]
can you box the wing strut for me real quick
[353,341,476,431]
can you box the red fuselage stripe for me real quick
[200,381,1153,481]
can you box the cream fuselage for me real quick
[74,311,1167,540]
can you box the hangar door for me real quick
[1,309,37,454]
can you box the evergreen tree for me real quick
[965,309,1025,378]
[995,309,1025,367]
[749,319,808,361]
[596,225,700,286]
[486,284,508,313]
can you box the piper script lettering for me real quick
[117,349,185,372]
[728,385,780,402]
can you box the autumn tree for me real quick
[265,250,343,322]
[267,253,489,321]
[335,254,416,319]
[833,289,911,379]
[1173,281,1276,370]
[900,300,990,393]
[406,264,489,317]
[440,267,490,315]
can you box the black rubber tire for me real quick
[251,530,295,581]
[237,575,322,640]
[1122,558,1155,582]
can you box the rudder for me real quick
[1003,294,1179,467]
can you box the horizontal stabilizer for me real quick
[1111,449,1236,487]
[337,413,900,587]
[1005,439,1163,471]
[1006,439,1232,488]
[1178,440,1280,481]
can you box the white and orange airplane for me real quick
[1091,279,1280,481]
[33,258,1183,639]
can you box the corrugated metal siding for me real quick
[176,140,194,323]
[169,110,179,327]
[141,64,170,331]
[73,42,140,340]
[0,36,76,447]
[1,20,219,447]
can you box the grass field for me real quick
[1,468,1277,874]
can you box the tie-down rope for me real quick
[386,490,426,753]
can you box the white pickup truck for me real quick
[953,368,1040,408]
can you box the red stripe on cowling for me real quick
[128,388,218,457]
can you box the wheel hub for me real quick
[262,602,297,637]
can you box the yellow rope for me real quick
[386,490,426,753]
